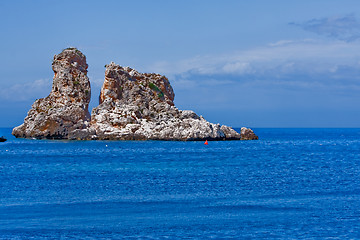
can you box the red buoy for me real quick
[204,140,208,145]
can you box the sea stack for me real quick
[12,48,93,139]
[12,48,258,140]
[90,62,244,140]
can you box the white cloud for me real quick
[0,79,52,102]
[291,14,360,42]
[5,37,359,104]
[268,40,296,47]
[148,38,360,90]
[222,62,252,74]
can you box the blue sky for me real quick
[1,0,360,127]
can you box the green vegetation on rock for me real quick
[149,82,164,98]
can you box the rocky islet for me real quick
[12,48,258,141]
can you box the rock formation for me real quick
[240,127,259,140]
[12,48,258,141]
[12,48,93,139]
[90,62,244,140]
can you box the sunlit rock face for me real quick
[12,48,94,139]
[240,127,259,140]
[13,49,258,141]
[91,62,246,140]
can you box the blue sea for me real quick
[0,128,359,239]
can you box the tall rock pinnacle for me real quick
[12,48,93,139]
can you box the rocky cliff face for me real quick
[240,127,259,140]
[12,48,258,141]
[12,48,93,139]
[90,62,246,140]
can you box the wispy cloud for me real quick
[148,38,360,92]
[4,17,360,105]
[290,14,360,42]
[0,79,52,102]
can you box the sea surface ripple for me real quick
[0,128,359,239]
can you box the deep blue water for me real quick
[0,128,359,239]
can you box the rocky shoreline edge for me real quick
[12,48,258,141]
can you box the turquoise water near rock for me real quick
[0,128,359,239]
